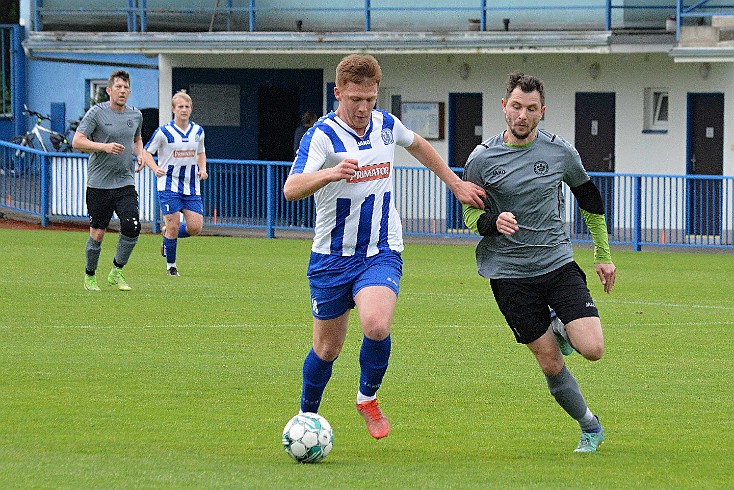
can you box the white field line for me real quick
[404,292,734,311]
[1,320,733,330]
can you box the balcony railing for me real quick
[31,1,685,34]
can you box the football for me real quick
[282,412,334,463]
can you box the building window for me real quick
[644,88,668,133]
[87,79,109,109]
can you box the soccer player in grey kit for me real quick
[73,70,144,291]
[463,72,617,452]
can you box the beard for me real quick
[506,114,537,142]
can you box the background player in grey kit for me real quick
[463,72,617,453]
[73,70,144,291]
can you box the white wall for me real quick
[47,50,734,179]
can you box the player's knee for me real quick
[120,217,141,238]
[581,344,604,362]
[362,324,390,341]
[187,223,203,236]
[314,342,343,362]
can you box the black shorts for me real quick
[86,185,139,230]
[490,261,599,344]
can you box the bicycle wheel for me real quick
[9,135,36,175]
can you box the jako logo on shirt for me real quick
[174,149,196,158]
[348,162,391,183]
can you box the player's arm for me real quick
[72,131,124,155]
[197,152,208,180]
[406,133,485,209]
[140,149,166,177]
[463,205,518,237]
[133,135,145,172]
[571,179,616,293]
[283,159,359,201]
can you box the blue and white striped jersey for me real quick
[290,110,414,257]
[145,120,206,196]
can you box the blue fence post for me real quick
[50,102,65,134]
[365,0,371,32]
[40,154,49,227]
[249,0,256,32]
[152,185,160,234]
[633,175,642,251]
[34,0,42,31]
[140,0,147,33]
[226,0,233,31]
[266,163,275,238]
[11,25,26,139]
[127,0,136,32]
[480,0,487,31]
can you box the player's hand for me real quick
[595,262,616,294]
[452,181,486,209]
[333,159,360,182]
[199,169,208,181]
[135,158,145,173]
[154,167,166,177]
[106,142,125,155]
[496,211,518,236]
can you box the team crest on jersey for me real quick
[381,128,394,145]
[127,120,134,128]
[348,162,391,183]
[533,160,549,175]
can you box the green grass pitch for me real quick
[0,227,732,488]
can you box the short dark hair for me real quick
[505,72,545,106]
[336,54,382,89]
[108,70,130,88]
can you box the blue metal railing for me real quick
[30,1,682,33]
[2,140,733,250]
[676,1,734,41]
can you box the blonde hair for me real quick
[171,90,192,107]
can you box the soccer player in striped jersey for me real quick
[142,90,207,276]
[463,72,617,453]
[284,54,486,439]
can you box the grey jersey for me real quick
[77,102,143,189]
[463,129,590,279]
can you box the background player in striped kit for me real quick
[283,54,486,439]
[141,90,207,276]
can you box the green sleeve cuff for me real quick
[463,204,484,235]
[579,209,612,263]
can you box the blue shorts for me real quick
[158,190,203,216]
[307,250,403,320]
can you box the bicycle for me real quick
[2,105,79,175]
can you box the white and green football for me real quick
[282,412,334,463]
